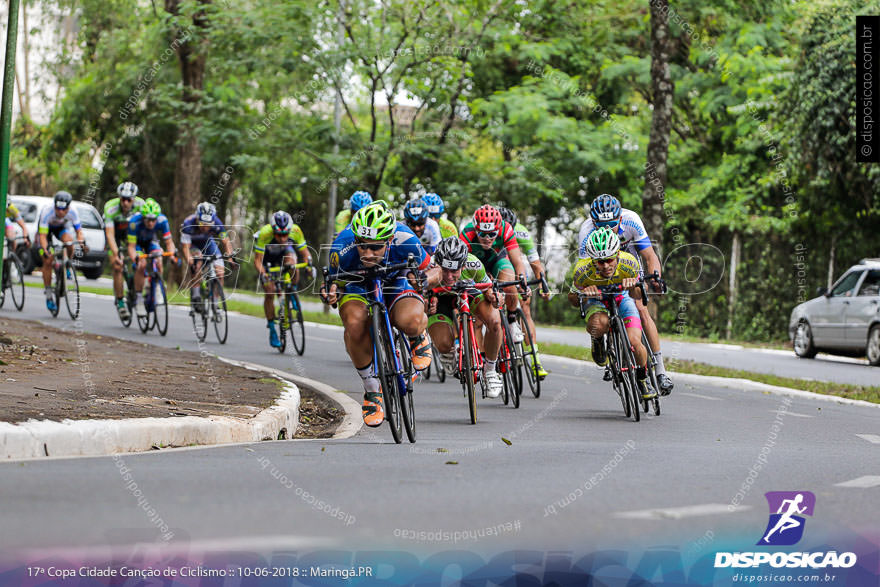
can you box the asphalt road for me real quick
[0,288,877,562]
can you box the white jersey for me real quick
[577,208,653,259]
[419,217,442,254]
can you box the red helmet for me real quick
[473,205,502,233]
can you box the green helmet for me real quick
[351,201,396,241]
[584,226,620,259]
[141,198,161,219]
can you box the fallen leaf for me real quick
[436,448,448,453]
[501,437,512,446]
[445,461,458,465]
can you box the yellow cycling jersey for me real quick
[6,203,20,220]
[571,251,641,291]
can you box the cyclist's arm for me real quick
[221,236,233,257]
[105,224,118,254]
[253,251,265,277]
[638,245,661,280]
[158,218,175,255]
[127,239,137,262]
[508,245,527,282]
[181,242,192,265]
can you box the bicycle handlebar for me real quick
[320,253,419,308]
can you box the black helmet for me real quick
[497,206,518,227]
[54,191,73,209]
[434,237,469,270]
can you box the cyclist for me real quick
[403,198,441,256]
[334,191,373,235]
[253,211,311,348]
[5,201,30,245]
[423,192,458,238]
[497,207,549,380]
[104,181,145,320]
[567,227,657,400]
[126,198,176,318]
[577,194,673,395]
[181,202,235,312]
[322,202,437,427]
[428,237,504,398]
[459,204,529,343]
[38,191,87,312]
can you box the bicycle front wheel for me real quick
[614,320,640,422]
[211,281,229,344]
[396,330,416,443]
[373,308,402,443]
[64,263,80,319]
[191,287,208,342]
[9,255,25,311]
[153,276,169,336]
[287,291,305,355]
[516,309,540,398]
[461,316,477,424]
[431,342,446,383]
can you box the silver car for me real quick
[789,258,880,365]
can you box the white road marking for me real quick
[855,434,880,444]
[679,392,721,401]
[834,476,880,488]
[781,411,814,418]
[614,503,750,520]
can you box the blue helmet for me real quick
[589,194,621,226]
[403,198,429,224]
[271,210,292,234]
[349,191,373,213]
[422,193,444,217]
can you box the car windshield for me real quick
[9,199,39,222]
[857,270,880,296]
[73,205,102,229]
[830,270,864,297]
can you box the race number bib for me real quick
[356,225,378,239]
[477,222,495,232]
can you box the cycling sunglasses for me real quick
[476,230,498,238]
[596,219,620,229]
[274,230,290,236]
[594,256,617,266]
[355,240,387,251]
[407,219,427,228]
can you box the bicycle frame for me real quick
[368,276,409,396]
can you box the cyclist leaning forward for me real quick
[322,202,438,427]
[38,191,88,313]
[459,204,530,343]
[577,194,673,394]
[497,207,549,379]
[181,202,235,312]
[126,198,176,318]
[253,211,311,349]
[567,227,658,400]
[428,237,505,398]
[104,181,145,320]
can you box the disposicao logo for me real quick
[759,491,815,546]
[714,491,857,569]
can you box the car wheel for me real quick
[867,325,880,367]
[82,265,104,280]
[793,320,818,359]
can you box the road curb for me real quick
[542,354,880,409]
[0,370,300,461]
[214,357,363,439]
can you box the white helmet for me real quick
[117,182,139,198]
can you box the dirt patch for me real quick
[295,386,344,438]
[0,317,282,423]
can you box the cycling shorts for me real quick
[582,293,642,329]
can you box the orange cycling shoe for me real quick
[409,334,433,371]
[362,390,385,427]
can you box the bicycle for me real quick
[264,261,309,355]
[423,342,447,383]
[577,279,659,422]
[637,272,666,415]
[47,240,82,319]
[430,280,497,424]
[112,249,136,328]
[511,275,551,399]
[495,277,529,408]
[0,237,26,311]
[135,251,175,336]
[189,253,236,344]
[321,255,419,443]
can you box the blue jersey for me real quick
[127,213,172,245]
[180,213,227,249]
[328,222,430,282]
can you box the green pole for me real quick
[0,0,21,285]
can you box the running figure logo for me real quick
[758,491,816,546]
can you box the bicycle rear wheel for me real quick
[396,331,417,443]
[64,263,80,319]
[431,342,446,382]
[211,280,229,344]
[120,271,134,328]
[287,291,305,355]
[153,277,169,336]
[373,308,402,443]
[502,316,521,408]
[515,309,540,398]
[50,268,62,318]
[9,255,25,311]
[191,286,208,342]
[460,315,477,424]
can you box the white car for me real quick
[789,258,880,366]
[9,195,107,279]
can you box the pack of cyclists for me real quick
[18,182,674,426]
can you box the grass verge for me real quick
[539,341,880,404]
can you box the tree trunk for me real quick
[166,0,210,284]
[641,0,674,261]
[827,235,836,289]
[726,230,740,340]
